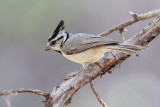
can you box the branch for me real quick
[89,81,107,107]
[0,88,49,98]
[99,9,160,36]
[44,15,160,107]
[3,96,11,107]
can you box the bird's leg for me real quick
[95,62,103,69]
[95,52,118,77]
[95,62,106,77]
[110,51,124,70]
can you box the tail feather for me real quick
[106,45,147,55]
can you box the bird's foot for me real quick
[95,52,118,77]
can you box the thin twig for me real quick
[0,88,49,98]
[120,32,125,41]
[3,96,11,107]
[89,81,107,107]
[119,28,126,41]
[99,9,160,36]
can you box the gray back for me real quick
[62,33,119,55]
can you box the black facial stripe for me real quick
[48,20,65,41]
[63,32,69,44]
[50,36,64,46]
[55,50,62,54]
[57,36,64,41]
[60,40,63,48]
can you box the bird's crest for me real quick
[48,20,65,41]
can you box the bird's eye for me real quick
[50,41,56,46]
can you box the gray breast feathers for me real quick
[61,33,119,55]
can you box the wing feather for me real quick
[62,33,119,55]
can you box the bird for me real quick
[45,20,145,68]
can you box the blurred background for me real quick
[0,0,160,107]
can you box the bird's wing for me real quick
[62,33,119,55]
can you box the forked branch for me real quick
[99,9,160,36]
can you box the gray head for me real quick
[45,20,69,52]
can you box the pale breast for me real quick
[62,47,110,64]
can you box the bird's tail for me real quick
[106,45,147,55]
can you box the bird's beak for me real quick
[45,47,50,51]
